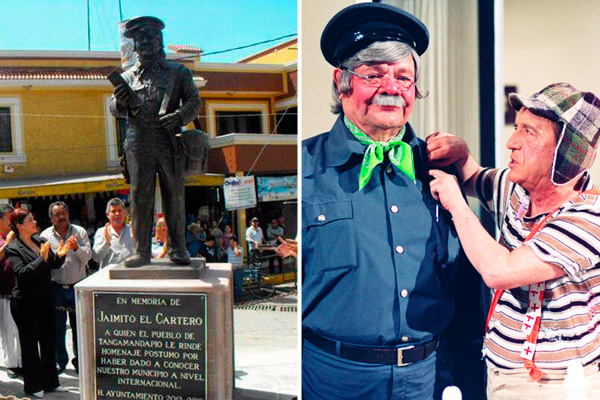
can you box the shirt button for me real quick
[387,166,393,174]
[395,245,404,254]
[317,214,326,222]
[390,205,399,213]
[401,289,408,298]
[401,336,409,342]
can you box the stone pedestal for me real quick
[75,259,233,400]
[109,258,206,280]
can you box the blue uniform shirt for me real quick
[302,116,462,346]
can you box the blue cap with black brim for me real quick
[320,3,429,67]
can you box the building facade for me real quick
[0,48,297,251]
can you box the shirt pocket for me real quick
[302,200,358,274]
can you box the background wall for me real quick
[503,0,600,180]
[301,0,354,138]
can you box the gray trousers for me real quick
[124,120,186,258]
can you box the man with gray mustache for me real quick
[302,3,485,399]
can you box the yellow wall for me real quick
[0,52,295,182]
[244,41,297,65]
[0,87,114,179]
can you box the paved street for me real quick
[0,290,298,400]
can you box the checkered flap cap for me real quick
[508,83,600,185]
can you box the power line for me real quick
[173,33,297,61]
[246,95,297,176]
[97,0,119,51]
[93,0,111,52]
[118,0,123,22]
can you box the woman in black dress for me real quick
[6,208,69,398]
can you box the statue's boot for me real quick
[169,249,191,265]
[124,254,151,268]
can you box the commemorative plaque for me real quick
[75,262,233,400]
[93,292,207,399]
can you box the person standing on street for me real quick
[245,217,265,264]
[0,204,21,379]
[92,198,134,269]
[266,219,284,274]
[7,208,70,397]
[40,201,91,374]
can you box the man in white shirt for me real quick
[245,217,264,263]
[40,201,92,373]
[92,198,133,269]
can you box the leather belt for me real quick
[304,330,437,366]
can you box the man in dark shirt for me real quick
[110,16,201,268]
[302,4,485,399]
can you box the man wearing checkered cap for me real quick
[428,82,600,399]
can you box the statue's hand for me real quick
[114,83,132,108]
[159,112,182,132]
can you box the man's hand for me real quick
[67,235,79,251]
[114,83,132,108]
[159,112,182,132]
[426,132,470,168]
[429,170,468,215]
[276,237,297,258]
[104,223,112,244]
[40,242,51,262]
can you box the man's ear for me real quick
[333,68,343,98]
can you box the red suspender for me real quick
[483,189,600,381]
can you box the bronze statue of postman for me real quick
[110,16,201,268]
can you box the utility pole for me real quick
[87,0,91,50]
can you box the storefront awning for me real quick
[0,172,225,199]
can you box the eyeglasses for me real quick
[344,68,415,90]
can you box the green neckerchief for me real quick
[344,116,415,189]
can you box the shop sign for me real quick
[223,176,257,210]
[257,176,297,202]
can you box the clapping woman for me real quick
[6,208,69,398]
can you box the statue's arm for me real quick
[109,71,134,118]
[176,66,202,125]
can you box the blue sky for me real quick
[0,0,297,63]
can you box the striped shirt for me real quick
[227,246,244,269]
[474,168,600,370]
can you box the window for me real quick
[0,98,25,164]
[0,107,12,151]
[104,95,126,167]
[216,111,262,136]
[206,101,269,138]
[116,117,126,157]
[275,107,297,135]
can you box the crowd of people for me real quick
[0,192,294,398]
[0,198,138,398]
